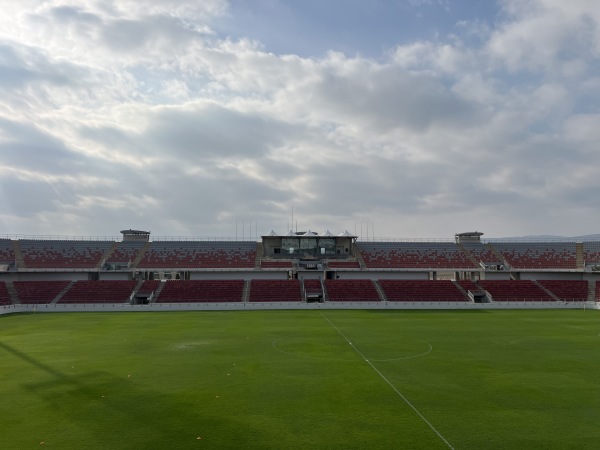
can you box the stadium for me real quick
[1,229,600,311]
[2,230,600,449]
[3,0,600,446]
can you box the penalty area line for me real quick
[319,313,454,450]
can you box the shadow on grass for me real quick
[0,341,259,448]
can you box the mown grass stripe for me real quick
[320,312,454,450]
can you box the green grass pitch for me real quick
[1,309,599,449]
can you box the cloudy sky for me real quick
[1,0,599,239]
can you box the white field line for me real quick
[320,313,454,450]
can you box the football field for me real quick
[1,309,599,449]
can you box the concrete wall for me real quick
[297,271,323,280]
[0,273,17,283]
[519,272,583,281]
[7,272,90,282]
[99,272,131,281]
[190,271,288,281]
[3,268,600,284]
[242,271,288,280]
[583,273,600,282]
[481,272,512,280]
[360,270,429,280]
[2,301,597,316]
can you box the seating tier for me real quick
[3,278,595,304]
[325,279,380,302]
[156,280,244,302]
[59,280,137,304]
[327,261,361,269]
[260,261,293,269]
[583,242,600,265]
[359,242,477,269]
[107,241,146,264]
[248,280,301,302]
[379,280,467,302]
[303,279,323,296]
[490,243,577,269]
[138,280,161,294]
[0,239,15,263]
[14,280,71,304]
[460,243,501,265]
[138,241,256,269]
[0,282,11,305]
[537,280,587,301]
[457,279,481,292]
[20,240,113,269]
[478,280,554,301]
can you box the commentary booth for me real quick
[261,230,357,259]
[261,230,358,279]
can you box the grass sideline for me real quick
[1,310,599,449]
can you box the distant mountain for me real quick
[485,234,600,242]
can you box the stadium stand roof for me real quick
[455,231,484,237]
[120,229,150,235]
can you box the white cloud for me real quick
[0,0,599,238]
[488,0,600,74]
[564,114,600,150]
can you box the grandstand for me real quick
[58,280,138,304]
[1,230,599,310]
[379,280,467,302]
[14,280,72,304]
[19,240,114,269]
[490,242,577,269]
[104,240,147,269]
[138,241,257,269]
[156,280,245,303]
[0,239,15,272]
[583,241,600,268]
[249,280,302,302]
[0,282,11,305]
[478,280,554,302]
[324,279,380,302]
[359,242,478,269]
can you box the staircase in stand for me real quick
[130,241,151,269]
[12,241,25,270]
[532,280,560,301]
[487,243,509,269]
[453,280,470,301]
[98,242,119,270]
[5,281,19,304]
[372,280,388,302]
[242,280,251,303]
[456,243,480,267]
[52,281,75,304]
[587,280,596,302]
[320,279,328,302]
[150,281,166,303]
[130,279,145,303]
[354,247,367,269]
[300,279,306,302]
[576,242,584,269]
[254,242,263,269]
